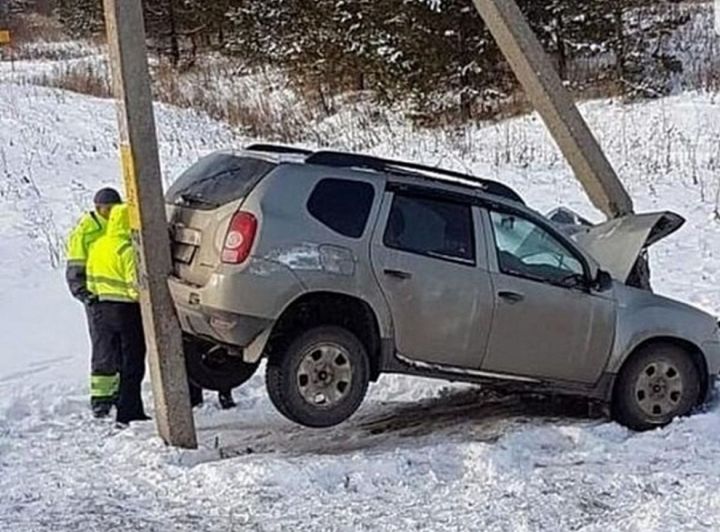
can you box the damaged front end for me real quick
[548,207,685,291]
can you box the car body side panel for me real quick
[249,165,394,339]
[607,282,720,375]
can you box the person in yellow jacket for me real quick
[86,204,149,425]
[65,187,122,417]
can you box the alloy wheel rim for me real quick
[634,360,684,418]
[296,343,353,408]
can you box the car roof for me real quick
[241,144,525,205]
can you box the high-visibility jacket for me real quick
[87,205,139,303]
[65,211,107,302]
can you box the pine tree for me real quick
[47,0,698,117]
[54,0,103,37]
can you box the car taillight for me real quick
[221,211,257,264]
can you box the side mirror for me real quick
[594,269,613,292]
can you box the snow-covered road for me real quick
[2,80,720,531]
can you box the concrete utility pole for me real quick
[471,0,634,219]
[104,0,197,448]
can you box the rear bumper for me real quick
[168,257,304,347]
[172,295,272,347]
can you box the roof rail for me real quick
[245,143,313,156]
[305,151,524,204]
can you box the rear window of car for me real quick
[307,178,375,238]
[166,153,276,210]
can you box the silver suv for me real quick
[166,144,720,430]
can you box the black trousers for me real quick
[189,382,204,407]
[86,303,120,405]
[91,302,147,423]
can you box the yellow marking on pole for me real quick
[120,143,141,230]
[0,31,10,45]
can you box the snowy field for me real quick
[2,69,720,530]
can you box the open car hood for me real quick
[569,211,685,282]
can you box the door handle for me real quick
[384,269,412,280]
[498,290,524,303]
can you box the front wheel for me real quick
[612,344,701,431]
[266,326,370,428]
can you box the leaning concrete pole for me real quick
[104,0,197,448]
[471,0,634,218]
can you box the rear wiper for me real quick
[177,193,219,208]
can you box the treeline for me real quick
[25,1,700,120]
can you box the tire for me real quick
[184,337,259,392]
[612,344,701,431]
[266,326,370,428]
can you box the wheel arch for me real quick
[265,291,383,381]
[613,336,709,405]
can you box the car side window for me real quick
[384,193,475,264]
[489,210,584,284]
[307,178,375,238]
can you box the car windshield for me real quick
[166,153,276,210]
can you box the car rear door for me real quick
[370,188,494,369]
[480,208,616,383]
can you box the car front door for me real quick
[370,190,494,369]
[481,208,616,383]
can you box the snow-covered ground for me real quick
[2,68,720,530]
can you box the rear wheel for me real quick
[266,326,370,428]
[184,337,259,392]
[613,344,701,431]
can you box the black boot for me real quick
[117,412,151,424]
[91,399,113,419]
[218,390,236,410]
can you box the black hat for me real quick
[94,187,122,206]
